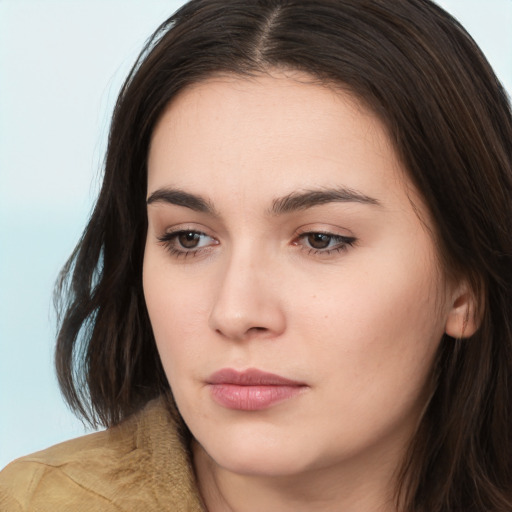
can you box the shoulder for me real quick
[0,398,204,512]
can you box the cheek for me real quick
[143,253,210,375]
[295,246,445,411]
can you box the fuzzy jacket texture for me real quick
[0,398,205,511]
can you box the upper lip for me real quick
[207,368,306,386]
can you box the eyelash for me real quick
[294,231,357,255]
[157,230,356,258]
[157,230,217,259]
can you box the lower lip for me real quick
[209,384,305,411]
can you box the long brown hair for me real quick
[55,1,512,510]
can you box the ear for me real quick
[444,281,480,339]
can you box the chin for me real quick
[192,422,320,478]
[208,446,310,478]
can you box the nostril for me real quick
[208,287,286,340]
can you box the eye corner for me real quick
[292,229,357,257]
[156,228,219,260]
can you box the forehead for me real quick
[147,71,408,209]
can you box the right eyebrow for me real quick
[146,188,218,215]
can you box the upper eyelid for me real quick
[158,229,216,243]
[154,220,356,239]
[158,229,356,247]
[294,224,355,238]
[295,232,356,245]
[160,224,216,237]
[156,226,354,240]
[157,230,218,258]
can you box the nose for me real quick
[208,247,286,341]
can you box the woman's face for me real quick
[143,72,457,479]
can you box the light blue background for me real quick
[1,0,511,469]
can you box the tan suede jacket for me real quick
[0,398,204,511]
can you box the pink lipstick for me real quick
[207,368,307,411]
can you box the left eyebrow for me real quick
[269,187,381,215]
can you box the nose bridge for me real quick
[208,240,285,340]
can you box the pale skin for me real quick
[143,70,478,512]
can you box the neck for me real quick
[192,440,401,512]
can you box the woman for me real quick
[1,0,511,510]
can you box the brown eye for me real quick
[158,229,218,257]
[178,231,201,248]
[307,233,332,249]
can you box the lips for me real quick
[207,368,307,411]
